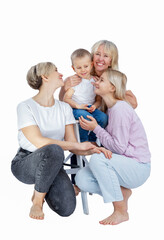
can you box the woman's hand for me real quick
[93,76,100,82]
[79,115,98,131]
[64,75,82,91]
[77,142,95,151]
[99,147,112,159]
[74,142,101,155]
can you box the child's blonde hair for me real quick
[101,69,127,112]
[91,40,119,72]
[71,48,92,65]
[26,62,56,89]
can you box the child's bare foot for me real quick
[29,205,44,220]
[99,211,129,225]
[73,185,81,196]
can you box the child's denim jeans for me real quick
[73,105,108,142]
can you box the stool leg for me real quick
[76,154,89,215]
[74,121,89,215]
[81,191,89,215]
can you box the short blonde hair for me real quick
[101,69,127,112]
[26,62,56,89]
[71,48,92,65]
[91,40,119,71]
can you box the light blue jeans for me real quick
[75,153,150,203]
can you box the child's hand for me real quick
[88,105,96,113]
[77,104,90,110]
[79,115,98,131]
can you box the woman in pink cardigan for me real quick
[75,69,151,225]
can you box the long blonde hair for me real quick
[91,40,119,73]
[101,69,127,112]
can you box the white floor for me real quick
[1,0,163,239]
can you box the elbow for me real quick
[118,145,127,155]
[112,144,127,155]
[63,95,68,103]
[132,99,138,109]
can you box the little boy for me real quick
[64,48,108,143]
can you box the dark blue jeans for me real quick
[11,144,76,217]
[73,106,108,142]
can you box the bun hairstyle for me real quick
[26,62,56,89]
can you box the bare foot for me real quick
[73,185,81,196]
[29,190,46,220]
[99,211,129,225]
[29,205,44,220]
[100,188,132,225]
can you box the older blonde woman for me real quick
[76,69,151,225]
[11,62,105,220]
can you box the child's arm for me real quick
[64,88,89,110]
[88,95,102,113]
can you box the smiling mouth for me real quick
[96,62,104,66]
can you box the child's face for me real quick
[72,55,93,79]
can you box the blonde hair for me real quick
[101,69,127,112]
[71,48,92,65]
[26,62,56,89]
[91,40,119,72]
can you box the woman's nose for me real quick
[99,55,104,61]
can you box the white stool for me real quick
[64,121,89,215]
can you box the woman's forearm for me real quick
[59,86,65,101]
[93,125,128,154]
[125,90,138,109]
[35,136,79,151]
[35,136,99,155]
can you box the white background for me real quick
[1,0,164,239]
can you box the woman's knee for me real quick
[89,153,102,168]
[46,169,76,217]
[41,144,64,165]
[75,167,90,191]
[75,169,83,188]
[59,197,76,217]
[89,153,111,172]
